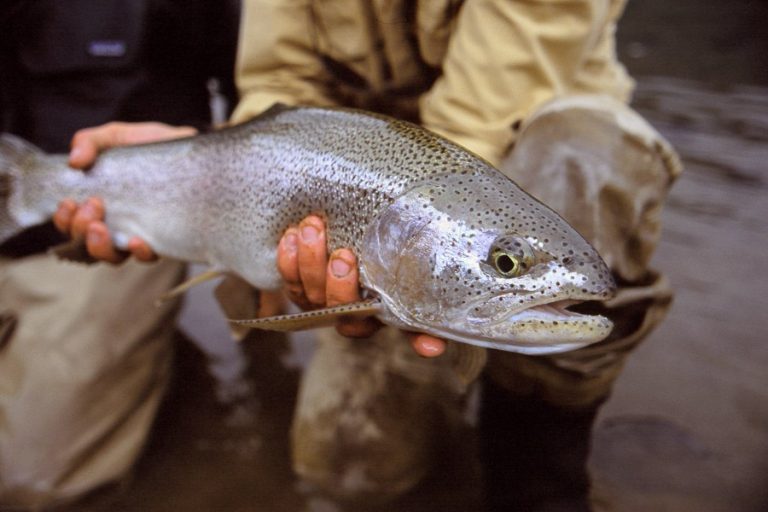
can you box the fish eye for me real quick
[492,250,523,277]
[487,236,536,278]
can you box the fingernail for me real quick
[69,147,83,162]
[301,225,318,243]
[418,338,445,358]
[283,233,298,252]
[80,202,94,217]
[87,229,102,245]
[331,257,351,278]
[57,201,72,219]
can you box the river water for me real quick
[591,77,768,512]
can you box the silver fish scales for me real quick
[0,105,615,354]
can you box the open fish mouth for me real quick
[495,298,614,350]
[426,297,615,354]
[505,299,602,324]
[466,293,610,326]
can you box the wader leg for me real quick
[290,327,466,505]
[0,255,184,509]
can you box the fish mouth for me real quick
[466,292,608,325]
[496,297,612,331]
[507,299,597,323]
[501,298,614,350]
[432,296,615,355]
[382,295,614,355]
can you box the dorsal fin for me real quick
[257,102,294,120]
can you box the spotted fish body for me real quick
[0,106,615,354]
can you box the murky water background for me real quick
[590,77,768,512]
[58,1,768,511]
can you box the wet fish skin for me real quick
[0,106,615,354]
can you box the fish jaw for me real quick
[440,298,614,354]
[374,282,615,354]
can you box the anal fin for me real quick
[155,268,223,305]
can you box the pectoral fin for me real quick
[450,343,488,387]
[229,298,382,333]
[214,274,261,341]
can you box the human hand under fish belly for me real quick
[55,122,450,359]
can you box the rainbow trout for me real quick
[0,106,615,354]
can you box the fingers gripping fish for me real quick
[0,105,616,356]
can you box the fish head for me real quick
[360,170,616,354]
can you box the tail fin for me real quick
[0,134,45,242]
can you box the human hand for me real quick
[53,196,155,263]
[68,121,197,169]
[275,215,447,358]
[53,122,197,263]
